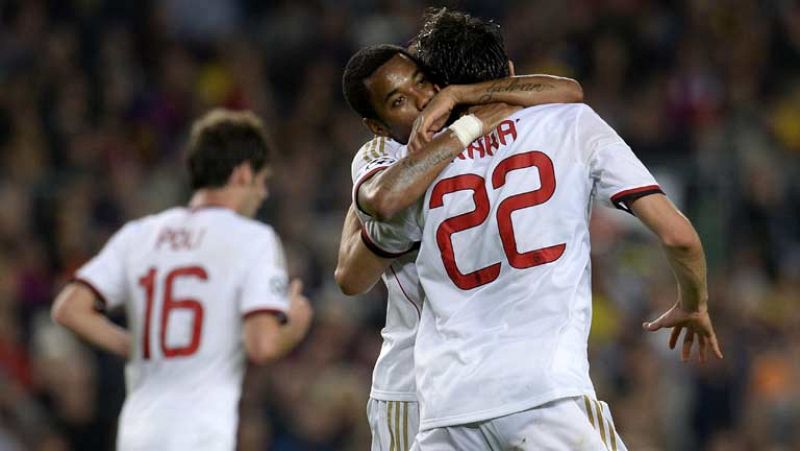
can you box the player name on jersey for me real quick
[155,227,206,251]
[456,119,517,161]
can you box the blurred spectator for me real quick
[0,0,797,449]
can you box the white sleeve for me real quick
[351,137,404,219]
[361,200,423,257]
[239,228,291,322]
[74,222,137,309]
[577,104,663,213]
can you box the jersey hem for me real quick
[419,387,595,431]
[71,277,112,309]
[242,307,288,324]
[369,389,418,402]
[610,184,663,214]
[361,226,419,258]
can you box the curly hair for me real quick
[413,7,509,86]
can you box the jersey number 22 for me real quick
[430,151,566,290]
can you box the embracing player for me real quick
[336,17,583,451]
[51,109,313,450]
[357,8,723,450]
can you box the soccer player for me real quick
[358,8,723,450]
[337,38,583,451]
[51,109,313,451]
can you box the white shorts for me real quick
[367,398,421,451]
[411,396,626,451]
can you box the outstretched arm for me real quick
[631,194,723,362]
[409,74,582,152]
[51,283,131,358]
[335,205,394,295]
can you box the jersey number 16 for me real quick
[138,266,207,359]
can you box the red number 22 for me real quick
[430,151,566,290]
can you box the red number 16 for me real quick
[138,266,207,359]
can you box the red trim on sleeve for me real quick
[360,225,419,259]
[71,277,109,309]
[610,184,664,214]
[243,308,288,325]
[353,166,389,217]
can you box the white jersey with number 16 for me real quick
[75,206,290,450]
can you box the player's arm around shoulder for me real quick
[408,73,583,152]
[243,279,313,365]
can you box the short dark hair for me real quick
[413,8,509,86]
[185,109,270,190]
[342,44,417,120]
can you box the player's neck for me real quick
[188,190,239,213]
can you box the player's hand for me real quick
[408,88,459,154]
[287,279,313,333]
[469,102,521,137]
[643,303,723,363]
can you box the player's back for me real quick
[402,103,660,428]
[77,206,289,450]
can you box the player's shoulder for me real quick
[515,102,591,122]
[224,214,281,248]
[113,208,178,241]
[352,136,403,166]
[511,103,596,138]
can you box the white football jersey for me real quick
[351,136,424,402]
[75,207,290,450]
[364,104,662,430]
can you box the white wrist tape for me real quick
[448,114,483,147]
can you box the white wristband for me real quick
[448,114,484,147]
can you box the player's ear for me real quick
[507,60,515,77]
[229,162,254,187]
[363,118,390,137]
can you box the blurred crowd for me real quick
[0,0,798,450]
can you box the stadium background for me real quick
[0,0,798,449]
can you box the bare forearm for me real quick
[52,284,130,358]
[451,75,583,106]
[664,236,708,312]
[629,195,708,312]
[335,206,392,294]
[72,316,131,357]
[273,321,310,357]
[336,206,363,272]
[359,131,463,220]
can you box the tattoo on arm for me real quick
[477,79,555,104]
[393,145,456,186]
